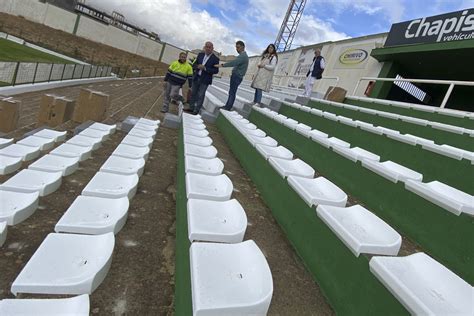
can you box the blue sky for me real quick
[89,0,474,56]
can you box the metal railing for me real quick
[273,74,339,91]
[0,61,113,87]
[353,77,474,108]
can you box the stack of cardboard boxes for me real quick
[1,88,111,134]
[324,86,347,103]
[73,89,110,123]
[0,96,21,133]
[38,94,76,127]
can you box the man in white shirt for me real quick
[303,49,325,97]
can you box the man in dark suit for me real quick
[188,41,220,115]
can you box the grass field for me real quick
[0,38,74,63]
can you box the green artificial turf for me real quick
[0,38,73,64]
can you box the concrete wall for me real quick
[136,35,163,60]
[75,15,107,43]
[0,0,169,62]
[243,34,388,96]
[7,0,47,24]
[102,25,139,55]
[160,43,187,64]
[43,3,76,33]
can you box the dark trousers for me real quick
[190,76,209,114]
[253,88,263,103]
[224,74,243,110]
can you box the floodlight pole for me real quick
[274,0,307,52]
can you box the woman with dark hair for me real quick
[251,44,278,105]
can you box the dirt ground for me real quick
[0,78,335,315]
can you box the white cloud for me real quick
[87,0,238,55]
[317,0,405,23]
[241,0,349,51]
[293,15,349,47]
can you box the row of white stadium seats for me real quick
[254,106,473,217]
[0,118,160,315]
[181,112,273,316]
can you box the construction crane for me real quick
[274,0,307,52]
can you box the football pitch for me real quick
[0,38,73,63]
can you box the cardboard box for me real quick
[38,94,75,127]
[0,97,21,133]
[73,89,110,123]
[324,86,347,103]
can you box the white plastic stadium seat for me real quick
[184,143,218,159]
[405,180,474,216]
[185,173,233,201]
[268,157,315,179]
[89,122,116,135]
[0,190,39,225]
[187,199,247,243]
[362,160,423,184]
[134,122,158,132]
[55,196,129,235]
[0,155,22,175]
[129,128,156,139]
[185,156,224,176]
[112,144,150,160]
[29,154,80,176]
[121,134,154,148]
[184,128,209,138]
[0,144,41,161]
[100,156,145,176]
[17,136,55,151]
[317,204,401,257]
[34,129,67,142]
[79,128,109,141]
[255,144,293,160]
[247,136,278,147]
[11,233,115,295]
[0,169,62,196]
[138,118,160,126]
[332,146,380,163]
[50,143,93,162]
[370,253,473,315]
[67,135,102,150]
[0,138,13,149]
[288,176,347,207]
[190,240,273,315]
[184,134,213,147]
[0,294,89,316]
[82,172,139,199]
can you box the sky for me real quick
[87,0,474,56]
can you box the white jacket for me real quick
[251,54,277,92]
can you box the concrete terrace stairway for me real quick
[206,79,473,315]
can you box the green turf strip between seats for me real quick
[216,114,408,315]
[175,127,193,316]
[306,100,474,152]
[279,104,474,195]
[248,110,474,285]
[346,98,474,130]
